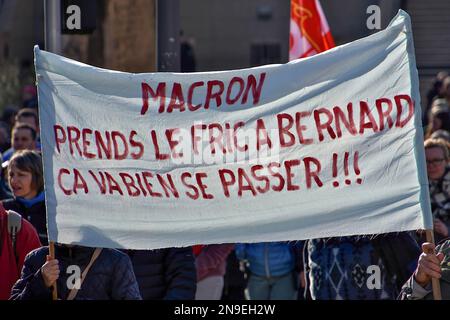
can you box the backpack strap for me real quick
[7,210,22,265]
[66,248,103,300]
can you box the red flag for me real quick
[289,0,335,60]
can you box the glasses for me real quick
[426,158,446,166]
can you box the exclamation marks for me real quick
[332,151,362,187]
[354,151,362,184]
[344,152,351,185]
[332,153,339,187]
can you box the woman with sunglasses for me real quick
[424,138,450,243]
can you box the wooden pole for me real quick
[48,241,58,300]
[425,230,442,300]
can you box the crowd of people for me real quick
[0,75,449,300]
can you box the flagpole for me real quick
[48,241,58,300]
[425,230,442,300]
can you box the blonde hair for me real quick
[424,138,450,161]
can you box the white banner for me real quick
[35,10,432,250]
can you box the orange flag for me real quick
[289,0,335,60]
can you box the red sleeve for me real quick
[196,244,234,272]
[15,219,41,272]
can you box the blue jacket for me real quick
[235,242,300,278]
[10,245,142,300]
[124,247,197,300]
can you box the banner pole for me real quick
[425,230,442,300]
[48,241,58,300]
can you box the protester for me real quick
[180,31,197,73]
[0,206,40,300]
[424,100,450,140]
[424,71,449,125]
[15,109,41,151]
[399,240,450,300]
[235,241,300,300]
[0,153,12,201]
[424,139,450,243]
[124,247,197,299]
[2,150,47,245]
[195,244,234,300]
[1,107,18,136]
[221,250,247,300]
[2,123,37,164]
[10,243,142,300]
[15,108,39,134]
[430,129,450,143]
[443,76,450,107]
[302,232,420,299]
[0,122,11,153]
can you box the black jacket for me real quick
[2,198,47,245]
[10,245,142,300]
[124,247,197,300]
